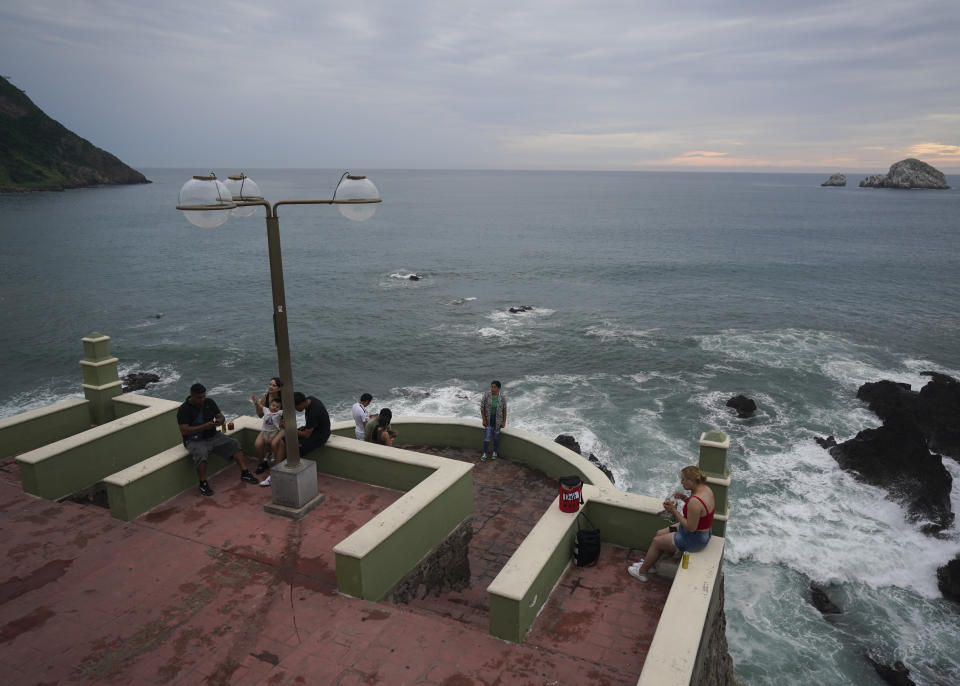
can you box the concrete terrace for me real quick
[0,445,669,685]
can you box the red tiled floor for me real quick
[0,447,668,685]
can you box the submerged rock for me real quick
[821,173,847,187]
[122,372,160,393]
[809,581,842,615]
[726,395,757,418]
[865,654,916,686]
[508,305,534,313]
[937,555,960,603]
[858,158,950,189]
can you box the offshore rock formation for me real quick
[554,434,615,484]
[821,173,847,187]
[865,654,916,686]
[858,158,950,189]
[818,373,959,534]
[937,556,960,603]
[121,372,160,393]
[0,75,149,192]
[725,395,756,418]
[809,581,842,615]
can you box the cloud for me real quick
[907,142,960,161]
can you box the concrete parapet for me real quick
[80,332,122,424]
[0,397,91,460]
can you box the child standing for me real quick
[255,398,282,486]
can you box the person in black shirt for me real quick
[177,383,258,496]
[274,392,331,463]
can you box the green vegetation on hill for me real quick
[0,75,149,191]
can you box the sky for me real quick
[1,0,959,172]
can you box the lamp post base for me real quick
[263,458,325,520]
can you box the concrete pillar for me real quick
[80,332,122,425]
[698,431,731,537]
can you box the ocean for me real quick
[1,168,959,685]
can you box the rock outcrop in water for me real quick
[0,75,149,192]
[937,556,960,603]
[554,434,615,484]
[865,654,916,686]
[121,372,160,393]
[818,372,959,534]
[809,581,842,616]
[858,158,950,189]
[821,173,846,187]
[725,395,756,418]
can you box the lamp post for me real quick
[176,171,381,517]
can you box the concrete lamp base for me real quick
[263,458,325,520]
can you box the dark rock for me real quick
[815,435,837,449]
[554,435,615,485]
[858,373,960,459]
[809,582,842,615]
[122,372,160,393]
[408,274,420,281]
[865,654,916,686]
[828,422,953,532]
[508,305,534,313]
[936,555,960,603]
[726,395,757,418]
[821,173,846,187]
[858,158,950,189]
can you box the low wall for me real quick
[0,397,91,460]
[16,394,182,500]
[327,434,474,602]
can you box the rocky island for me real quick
[0,75,149,192]
[858,158,950,189]
[821,173,846,187]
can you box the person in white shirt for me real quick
[352,393,373,441]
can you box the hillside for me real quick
[0,76,149,191]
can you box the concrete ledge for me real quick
[0,397,91,460]
[102,417,257,521]
[487,483,669,643]
[16,395,182,500]
[332,436,473,602]
[332,417,613,487]
[638,536,726,686]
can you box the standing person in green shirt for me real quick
[480,380,507,460]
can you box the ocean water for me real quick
[2,169,959,684]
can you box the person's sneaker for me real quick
[259,475,271,487]
[628,558,645,572]
[240,470,258,484]
[481,453,488,461]
[491,452,498,459]
[627,566,649,582]
[199,481,214,497]
[255,460,270,474]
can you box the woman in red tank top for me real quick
[627,465,715,582]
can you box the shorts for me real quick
[674,527,711,553]
[186,434,241,467]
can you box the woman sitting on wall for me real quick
[628,464,715,582]
[366,408,396,447]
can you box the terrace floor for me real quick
[0,445,669,685]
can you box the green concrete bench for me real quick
[0,397,92,460]
[486,483,666,643]
[325,431,473,601]
[16,394,182,500]
[102,416,258,521]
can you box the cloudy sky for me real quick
[2,0,958,172]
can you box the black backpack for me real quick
[573,513,601,567]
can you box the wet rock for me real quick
[408,274,420,281]
[726,395,757,418]
[858,158,950,189]
[936,555,960,603]
[865,654,916,686]
[815,435,837,449]
[828,421,953,533]
[821,173,846,187]
[121,371,160,393]
[554,434,615,485]
[809,581,842,615]
[508,305,534,313]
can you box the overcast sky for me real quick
[2,0,958,172]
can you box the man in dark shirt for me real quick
[274,391,331,462]
[177,382,258,496]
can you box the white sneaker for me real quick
[481,453,488,461]
[259,475,271,487]
[628,560,644,572]
[491,452,498,459]
[627,566,649,582]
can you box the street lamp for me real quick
[176,171,381,517]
